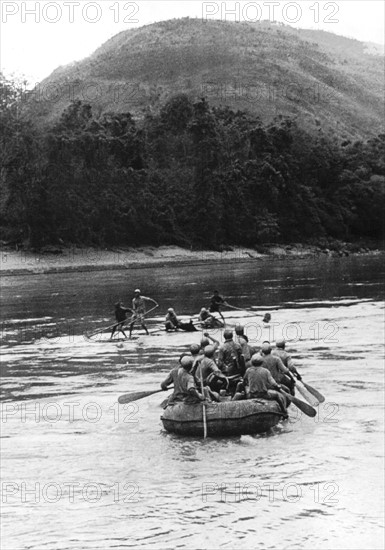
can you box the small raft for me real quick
[161,399,284,437]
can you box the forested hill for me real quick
[28,18,383,140]
[1,78,384,249]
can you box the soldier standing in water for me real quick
[129,289,158,338]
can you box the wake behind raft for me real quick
[161,398,285,437]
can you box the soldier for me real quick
[110,302,132,339]
[272,339,302,381]
[234,356,288,418]
[209,290,227,323]
[129,289,158,338]
[218,330,242,377]
[165,308,180,331]
[260,342,296,395]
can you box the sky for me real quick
[1,0,384,86]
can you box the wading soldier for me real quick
[111,301,132,339]
[129,289,158,338]
[209,290,227,323]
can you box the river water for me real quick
[1,254,384,549]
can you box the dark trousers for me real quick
[111,321,126,338]
[165,321,178,331]
[281,374,295,395]
[234,388,287,415]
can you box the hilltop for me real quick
[2,20,384,251]
[26,18,384,139]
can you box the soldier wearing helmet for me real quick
[161,356,204,406]
[272,339,302,381]
[235,323,253,364]
[232,354,288,417]
[198,307,224,329]
[260,341,296,395]
[218,330,242,377]
[190,343,201,357]
[165,308,180,331]
[177,356,206,404]
[190,343,203,377]
[190,332,221,379]
[195,345,228,394]
[160,360,184,407]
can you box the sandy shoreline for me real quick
[0,245,265,276]
[0,244,381,276]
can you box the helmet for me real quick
[251,354,264,366]
[204,345,215,357]
[235,323,244,335]
[276,339,285,349]
[181,356,193,369]
[200,338,210,348]
[201,308,207,313]
[168,308,174,313]
[223,330,233,340]
[190,344,200,355]
[134,288,141,294]
[261,342,271,354]
[263,313,271,323]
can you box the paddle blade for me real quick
[118,389,162,404]
[282,390,317,417]
[302,382,325,403]
[296,383,319,407]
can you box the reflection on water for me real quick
[1,254,384,549]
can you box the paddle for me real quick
[224,303,271,323]
[87,318,131,338]
[121,303,161,339]
[224,302,246,311]
[143,304,159,318]
[118,387,170,404]
[87,304,138,338]
[300,380,325,403]
[199,375,208,439]
[280,389,317,417]
[130,303,159,325]
[295,382,319,406]
[89,304,160,338]
[196,316,224,329]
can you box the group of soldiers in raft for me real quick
[165,290,271,332]
[112,289,266,338]
[160,326,302,417]
[111,289,298,416]
[165,289,227,332]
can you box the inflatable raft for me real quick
[161,399,285,437]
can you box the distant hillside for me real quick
[26,18,383,139]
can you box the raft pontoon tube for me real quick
[161,398,284,437]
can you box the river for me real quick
[1,254,384,549]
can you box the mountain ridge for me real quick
[27,18,384,140]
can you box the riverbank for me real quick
[0,243,382,276]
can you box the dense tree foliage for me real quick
[1,83,384,249]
